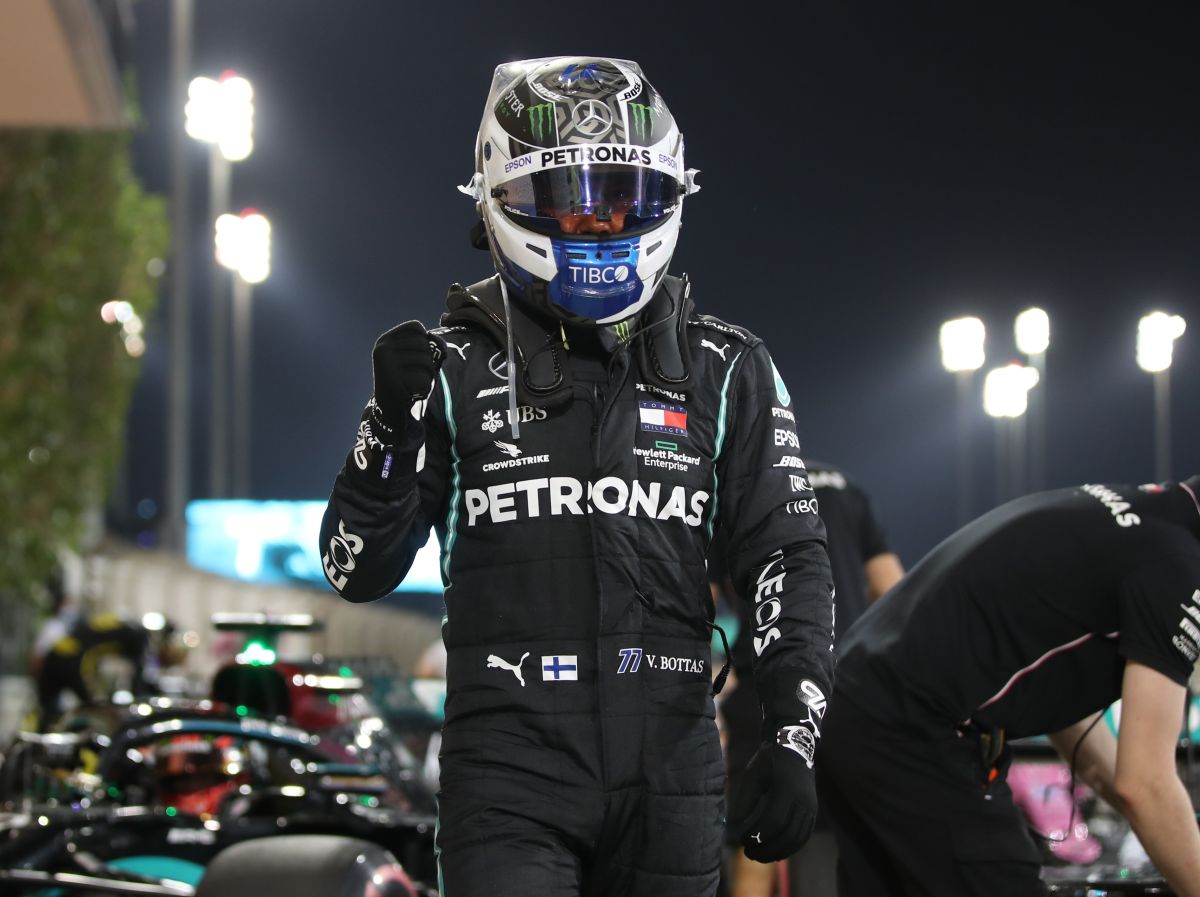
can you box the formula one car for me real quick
[0,701,437,895]
[1,612,441,895]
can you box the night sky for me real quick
[119,1,1199,566]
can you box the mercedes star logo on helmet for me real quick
[570,100,613,140]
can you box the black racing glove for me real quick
[345,321,444,493]
[728,720,820,862]
[371,321,445,425]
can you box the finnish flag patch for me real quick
[541,655,578,681]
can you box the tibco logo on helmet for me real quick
[461,56,700,326]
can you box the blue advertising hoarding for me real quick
[185,500,444,593]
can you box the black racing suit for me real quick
[320,277,834,897]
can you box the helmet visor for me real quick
[495,164,680,236]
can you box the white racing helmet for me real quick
[461,56,700,326]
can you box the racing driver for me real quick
[818,477,1200,897]
[319,56,835,896]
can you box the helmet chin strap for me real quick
[487,224,540,427]
[498,277,522,441]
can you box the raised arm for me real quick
[319,322,449,602]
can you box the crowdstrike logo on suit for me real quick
[482,440,549,472]
[463,476,710,527]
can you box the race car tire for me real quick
[196,834,420,897]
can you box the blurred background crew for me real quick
[718,461,904,897]
[35,610,187,730]
[818,477,1200,897]
[28,572,82,681]
[804,464,905,623]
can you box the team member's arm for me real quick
[319,322,449,602]
[1047,711,1120,808]
[718,342,835,862]
[1050,679,1200,897]
[1110,661,1200,897]
[852,479,903,603]
[1103,557,1200,894]
[864,553,904,603]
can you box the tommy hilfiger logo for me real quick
[638,401,688,437]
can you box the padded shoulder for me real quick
[687,313,760,348]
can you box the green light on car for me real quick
[238,640,276,666]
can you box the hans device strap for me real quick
[442,275,695,406]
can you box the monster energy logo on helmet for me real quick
[629,103,654,142]
[529,104,556,143]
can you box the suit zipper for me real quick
[589,347,630,790]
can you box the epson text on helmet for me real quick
[504,155,535,175]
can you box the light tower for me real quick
[983,362,1040,503]
[185,71,255,497]
[214,209,272,497]
[1137,311,1187,482]
[940,316,987,524]
[1014,307,1050,490]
